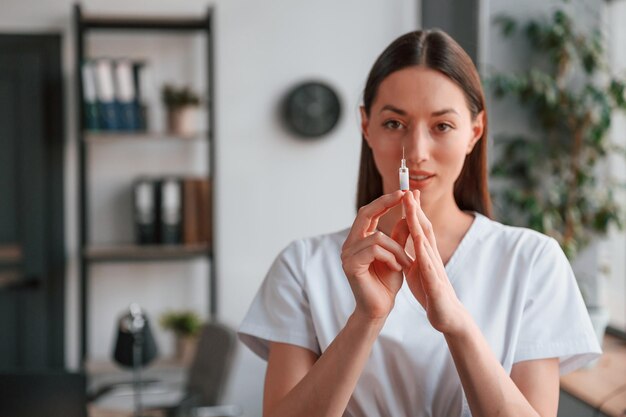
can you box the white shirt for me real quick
[238,212,602,417]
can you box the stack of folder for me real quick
[81,58,147,132]
[133,177,212,248]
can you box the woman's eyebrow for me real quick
[379,105,460,117]
[431,108,459,117]
[380,104,407,115]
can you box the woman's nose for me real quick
[404,125,430,163]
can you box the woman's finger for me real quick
[390,218,412,259]
[420,228,447,279]
[346,244,404,274]
[413,233,442,296]
[344,190,405,248]
[403,192,442,269]
[402,192,425,245]
[411,190,442,264]
[406,264,427,306]
[343,229,412,268]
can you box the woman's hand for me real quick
[341,190,413,321]
[400,190,469,335]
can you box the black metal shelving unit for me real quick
[73,3,216,365]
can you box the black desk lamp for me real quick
[113,303,158,417]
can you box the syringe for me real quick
[399,147,409,218]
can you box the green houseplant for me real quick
[487,3,626,351]
[161,84,201,137]
[160,309,203,364]
[488,4,626,260]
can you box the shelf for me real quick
[80,14,208,32]
[0,244,22,265]
[84,131,208,142]
[75,3,216,363]
[0,272,39,290]
[0,271,23,289]
[84,243,211,262]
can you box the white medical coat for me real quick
[239,212,602,417]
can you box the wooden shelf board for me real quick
[81,15,207,32]
[84,243,211,262]
[0,245,22,267]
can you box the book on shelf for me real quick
[183,178,200,244]
[81,61,100,131]
[133,176,211,250]
[158,177,183,245]
[83,58,148,133]
[113,58,140,131]
[133,177,158,245]
[182,178,212,250]
[132,62,148,131]
[196,178,212,250]
[93,58,120,130]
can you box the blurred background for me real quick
[0,0,625,416]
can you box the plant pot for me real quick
[175,334,198,366]
[166,106,198,137]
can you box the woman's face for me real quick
[361,66,484,207]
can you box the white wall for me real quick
[0,0,418,414]
[215,0,418,327]
[607,0,626,331]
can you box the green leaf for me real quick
[487,2,626,250]
[610,80,626,107]
[494,15,517,37]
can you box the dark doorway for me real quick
[0,34,65,370]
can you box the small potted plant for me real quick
[160,309,203,365]
[161,84,201,137]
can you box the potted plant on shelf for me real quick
[161,84,201,137]
[487,2,626,346]
[160,309,203,365]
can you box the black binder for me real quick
[157,177,183,245]
[133,177,157,244]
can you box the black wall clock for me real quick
[281,81,341,139]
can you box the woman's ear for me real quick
[360,106,371,144]
[467,110,485,154]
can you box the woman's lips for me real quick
[409,174,435,187]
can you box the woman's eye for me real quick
[383,120,404,130]
[435,123,453,132]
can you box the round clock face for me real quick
[282,81,341,138]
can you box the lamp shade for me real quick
[113,304,158,368]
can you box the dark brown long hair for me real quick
[357,29,492,218]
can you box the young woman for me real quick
[239,29,601,417]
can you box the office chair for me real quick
[168,321,241,417]
[91,321,241,417]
